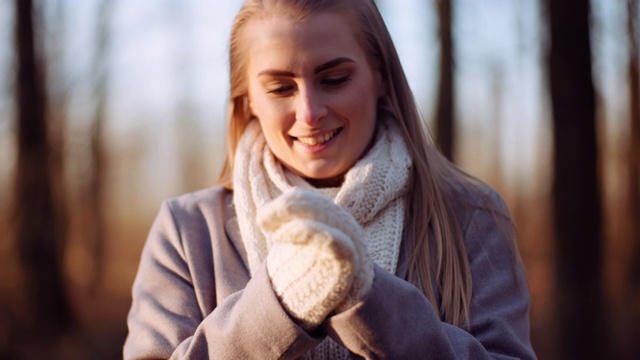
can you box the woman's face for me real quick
[245,11,383,187]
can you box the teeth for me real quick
[297,129,338,146]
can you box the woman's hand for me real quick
[257,189,374,329]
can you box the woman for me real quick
[124,0,536,359]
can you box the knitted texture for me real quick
[258,189,374,323]
[232,118,411,358]
[258,194,351,329]
[234,119,411,275]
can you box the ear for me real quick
[243,94,254,115]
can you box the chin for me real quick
[302,168,340,181]
[301,169,347,188]
[287,161,349,186]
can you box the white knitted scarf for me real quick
[232,118,411,359]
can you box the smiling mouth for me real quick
[294,128,342,146]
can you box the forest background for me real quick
[1,0,639,359]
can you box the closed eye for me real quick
[322,76,351,88]
[266,85,295,96]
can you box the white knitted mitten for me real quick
[264,218,355,330]
[258,189,374,326]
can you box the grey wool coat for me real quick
[124,184,536,359]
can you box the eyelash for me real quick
[322,76,351,87]
[266,76,351,96]
[267,85,294,95]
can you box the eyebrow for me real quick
[257,57,355,77]
[314,57,355,74]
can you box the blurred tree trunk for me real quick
[13,0,72,334]
[85,0,113,291]
[627,0,640,288]
[547,0,607,358]
[435,0,455,161]
[627,2,640,359]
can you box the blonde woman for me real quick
[124,0,536,358]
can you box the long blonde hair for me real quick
[218,0,474,327]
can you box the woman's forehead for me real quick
[243,12,366,73]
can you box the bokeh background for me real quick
[1,0,638,359]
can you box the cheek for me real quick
[345,76,380,109]
[254,105,294,135]
[253,103,294,149]
[249,89,290,122]
[342,91,379,126]
[257,120,286,160]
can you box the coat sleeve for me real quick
[123,200,322,360]
[323,191,537,359]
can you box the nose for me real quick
[295,86,327,126]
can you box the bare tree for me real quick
[627,0,640,289]
[435,0,455,161]
[83,0,114,291]
[13,0,72,334]
[547,0,607,358]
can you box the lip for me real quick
[291,127,343,153]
